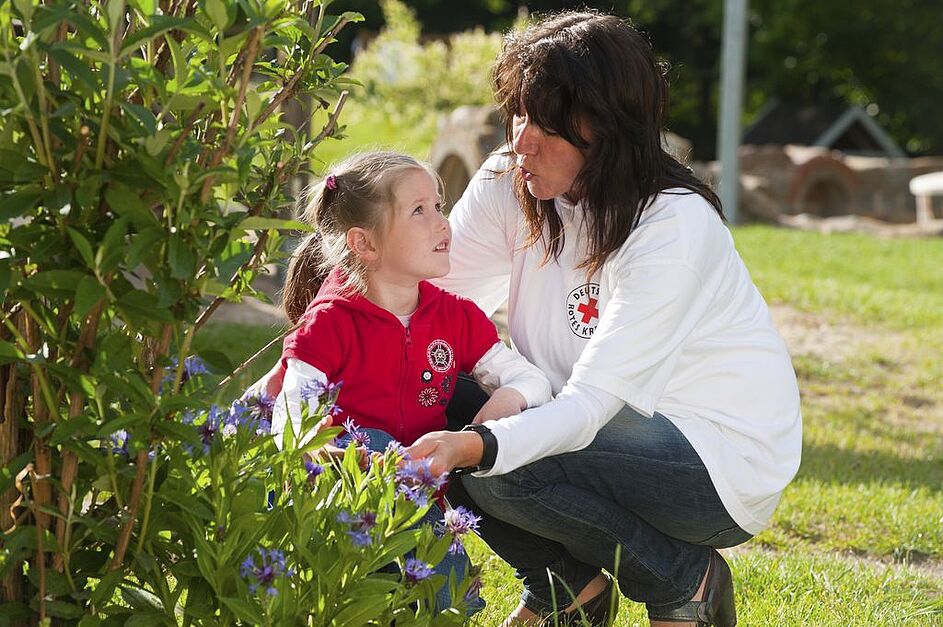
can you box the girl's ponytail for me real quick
[282,231,327,324]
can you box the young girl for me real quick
[270,151,552,613]
[273,150,551,448]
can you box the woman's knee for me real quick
[460,470,541,514]
[355,428,395,453]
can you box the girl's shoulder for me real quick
[419,281,484,318]
[296,300,349,332]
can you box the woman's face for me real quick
[511,110,587,201]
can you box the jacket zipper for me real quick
[399,326,413,442]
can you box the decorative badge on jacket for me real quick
[426,339,454,372]
[566,283,601,339]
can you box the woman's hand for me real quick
[406,430,484,476]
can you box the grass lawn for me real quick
[307,99,439,174]
[198,225,943,624]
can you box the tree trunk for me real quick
[0,322,28,606]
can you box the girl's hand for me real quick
[244,361,285,399]
[472,387,527,424]
[406,430,484,476]
[311,443,369,469]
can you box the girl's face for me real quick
[512,109,587,201]
[373,168,450,285]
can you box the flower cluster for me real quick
[337,510,377,546]
[182,398,271,456]
[299,378,343,418]
[440,506,481,555]
[162,355,209,392]
[394,458,448,508]
[403,557,434,586]
[228,396,273,436]
[240,548,293,597]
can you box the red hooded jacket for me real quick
[282,267,499,445]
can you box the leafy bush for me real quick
[0,0,473,622]
[350,0,503,126]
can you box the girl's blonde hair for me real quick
[282,151,440,323]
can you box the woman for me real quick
[403,10,802,627]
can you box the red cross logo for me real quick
[577,297,599,324]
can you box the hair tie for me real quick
[325,174,337,190]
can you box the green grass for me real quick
[464,538,943,626]
[733,225,943,330]
[200,225,943,624]
[191,322,283,397]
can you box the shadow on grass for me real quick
[798,441,943,492]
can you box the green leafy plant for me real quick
[0,0,473,622]
[350,0,503,126]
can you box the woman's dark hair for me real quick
[493,10,723,276]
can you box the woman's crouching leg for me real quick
[457,472,601,614]
[460,454,714,613]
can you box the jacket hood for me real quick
[309,266,444,323]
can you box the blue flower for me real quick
[107,430,129,456]
[394,458,448,508]
[197,406,223,449]
[441,506,481,555]
[242,391,275,422]
[337,510,376,546]
[344,529,369,546]
[299,379,343,417]
[162,355,209,392]
[299,379,344,419]
[240,548,292,597]
[182,405,225,455]
[335,417,370,449]
[464,576,483,604]
[403,558,434,586]
[385,440,409,459]
[304,459,324,486]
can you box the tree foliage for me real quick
[0,0,475,622]
[633,0,943,157]
[336,0,943,158]
[747,0,943,155]
[350,0,503,126]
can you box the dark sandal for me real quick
[540,573,619,626]
[647,550,736,626]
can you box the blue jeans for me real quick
[360,429,485,615]
[445,379,751,614]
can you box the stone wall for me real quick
[695,146,943,223]
[430,105,943,224]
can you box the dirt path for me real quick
[768,304,888,361]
